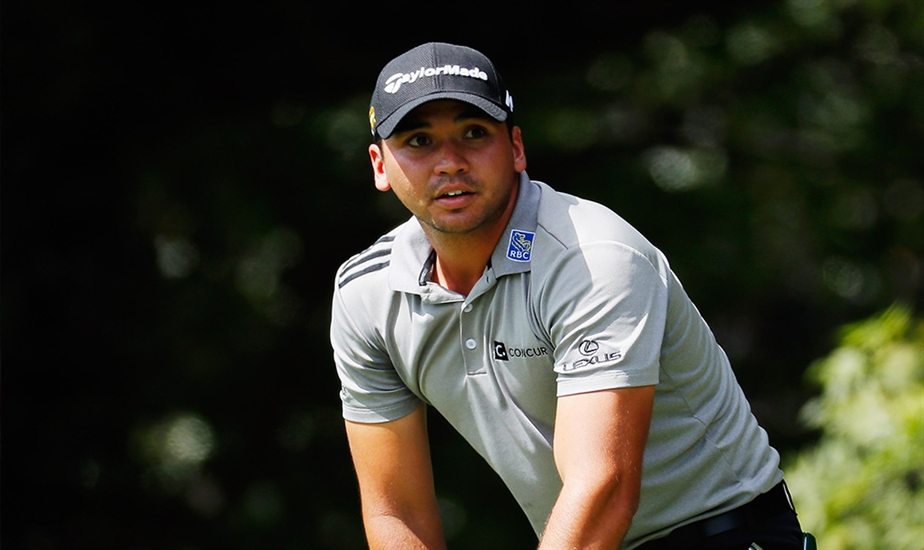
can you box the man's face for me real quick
[369,100,527,237]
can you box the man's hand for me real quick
[345,403,447,550]
[539,386,655,549]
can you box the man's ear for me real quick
[369,143,391,192]
[511,126,527,173]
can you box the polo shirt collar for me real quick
[491,171,540,278]
[389,171,540,295]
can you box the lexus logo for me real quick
[579,340,600,356]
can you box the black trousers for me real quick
[635,482,804,550]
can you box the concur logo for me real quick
[384,65,489,94]
[493,341,549,361]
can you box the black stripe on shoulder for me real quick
[338,235,395,288]
[338,260,390,289]
[343,247,390,273]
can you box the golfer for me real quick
[331,42,803,549]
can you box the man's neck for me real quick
[422,205,515,296]
[420,174,521,296]
[428,237,496,296]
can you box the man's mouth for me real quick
[435,189,475,207]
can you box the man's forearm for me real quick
[363,511,447,550]
[541,387,654,548]
[346,407,447,550]
[538,481,637,549]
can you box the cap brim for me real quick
[375,92,508,139]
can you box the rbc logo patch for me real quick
[506,230,535,262]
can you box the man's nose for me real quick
[434,141,469,176]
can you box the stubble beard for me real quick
[418,174,516,237]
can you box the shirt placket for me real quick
[459,298,485,376]
[459,269,499,376]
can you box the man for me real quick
[331,42,803,549]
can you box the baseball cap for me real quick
[369,42,514,139]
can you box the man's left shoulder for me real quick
[534,181,652,252]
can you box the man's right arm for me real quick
[345,403,446,550]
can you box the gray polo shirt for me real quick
[331,173,782,548]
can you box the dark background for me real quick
[3,1,921,548]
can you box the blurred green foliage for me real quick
[785,305,924,549]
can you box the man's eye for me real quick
[407,135,431,147]
[465,127,488,139]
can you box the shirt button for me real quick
[465,338,477,350]
[463,304,473,313]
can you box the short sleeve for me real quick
[537,241,668,396]
[330,279,421,423]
